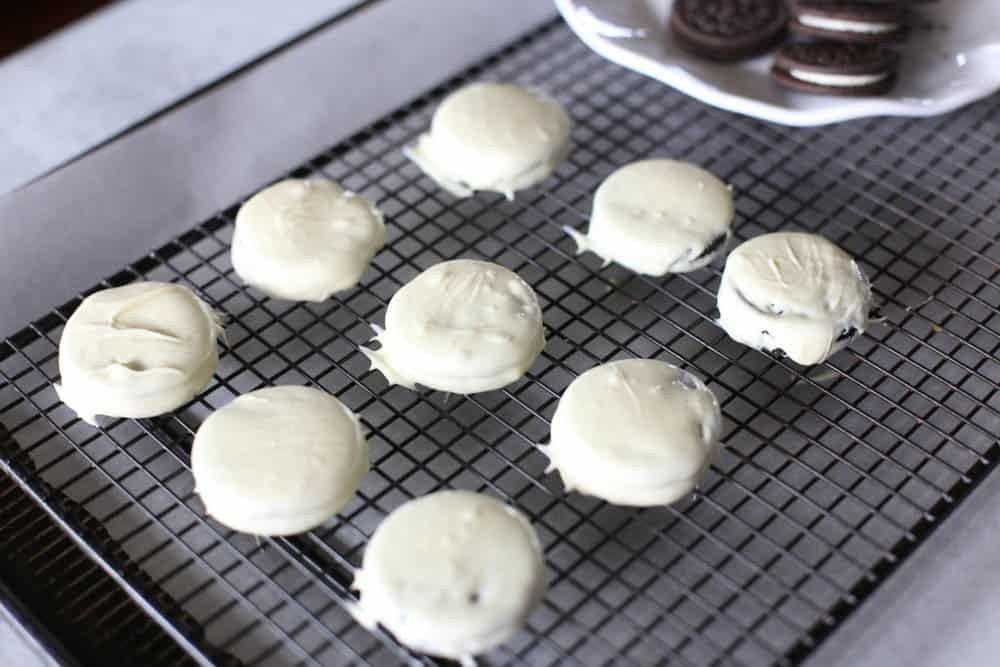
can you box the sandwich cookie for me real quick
[404,82,571,199]
[361,260,545,394]
[790,1,908,43]
[56,282,223,425]
[772,42,900,96]
[352,491,545,664]
[670,0,788,62]
[717,232,872,366]
[565,159,733,275]
[191,386,368,536]
[232,178,385,302]
[542,359,723,507]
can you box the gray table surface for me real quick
[0,607,56,667]
[0,0,363,194]
[1,1,998,665]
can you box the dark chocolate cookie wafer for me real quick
[790,0,909,43]
[771,42,900,96]
[670,0,788,62]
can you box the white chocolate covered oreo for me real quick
[543,359,722,507]
[717,232,871,366]
[192,386,368,536]
[566,159,733,275]
[404,82,571,199]
[361,260,545,394]
[56,282,223,425]
[232,178,385,302]
[352,491,545,663]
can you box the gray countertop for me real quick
[0,0,362,194]
[1,1,998,665]
[0,608,56,667]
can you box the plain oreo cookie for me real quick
[771,42,901,96]
[790,0,909,43]
[670,0,788,62]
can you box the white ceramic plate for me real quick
[555,0,1000,126]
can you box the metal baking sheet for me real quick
[2,19,1000,667]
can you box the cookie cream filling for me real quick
[566,159,733,275]
[789,69,890,87]
[192,386,368,536]
[361,260,545,394]
[404,82,571,200]
[541,359,723,507]
[717,232,871,366]
[232,178,385,302]
[56,282,223,425]
[798,14,898,34]
[351,491,545,664]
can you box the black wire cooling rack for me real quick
[2,18,1000,667]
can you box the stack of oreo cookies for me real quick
[669,1,931,98]
[772,1,916,96]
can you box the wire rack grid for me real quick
[2,18,1000,667]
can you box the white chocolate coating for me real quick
[232,178,385,302]
[799,14,897,35]
[361,260,545,394]
[542,359,722,507]
[352,491,545,662]
[56,282,222,425]
[565,159,733,275]
[717,232,871,366]
[404,82,571,199]
[789,69,890,88]
[191,386,368,536]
